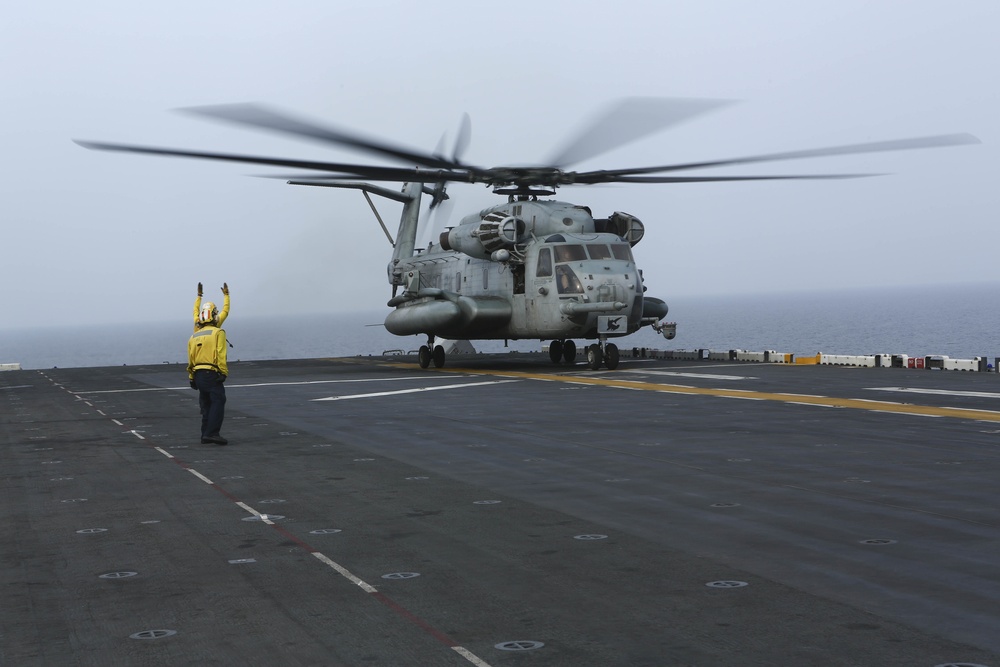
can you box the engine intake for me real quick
[440,213,525,259]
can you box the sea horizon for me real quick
[3,282,998,371]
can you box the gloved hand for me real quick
[197,282,203,297]
[221,282,229,295]
[190,380,197,390]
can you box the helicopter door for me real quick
[527,247,558,331]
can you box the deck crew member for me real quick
[188,283,230,445]
[193,281,229,331]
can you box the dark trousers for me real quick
[194,370,226,438]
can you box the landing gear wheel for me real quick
[563,340,577,363]
[418,345,431,369]
[586,344,603,371]
[549,340,564,364]
[432,345,446,368]
[604,343,620,370]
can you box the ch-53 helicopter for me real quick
[76,98,978,370]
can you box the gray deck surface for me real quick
[3,353,999,666]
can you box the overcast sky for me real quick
[2,1,996,329]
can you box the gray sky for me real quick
[2,1,997,329]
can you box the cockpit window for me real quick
[611,244,633,261]
[536,248,553,277]
[586,244,612,260]
[553,244,587,263]
[555,265,584,294]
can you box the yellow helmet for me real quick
[199,302,219,325]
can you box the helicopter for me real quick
[76,99,978,370]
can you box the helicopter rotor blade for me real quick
[73,140,472,183]
[574,133,980,181]
[179,103,467,170]
[543,97,733,169]
[452,112,472,164]
[586,173,879,184]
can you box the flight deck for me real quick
[3,354,999,666]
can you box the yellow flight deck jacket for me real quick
[187,325,229,379]
[193,292,230,332]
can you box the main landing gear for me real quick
[549,339,619,370]
[418,336,446,369]
[548,339,577,364]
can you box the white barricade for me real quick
[707,350,730,361]
[943,357,980,371]
[735,350,767,362]
[766,351,792,363]
[0,363,21,372]
[820,354,876,367]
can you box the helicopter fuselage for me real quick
[384,197,667,343]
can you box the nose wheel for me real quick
[586,341,619,370]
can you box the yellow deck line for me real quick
[378,361,1000,422]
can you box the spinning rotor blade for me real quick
[576,133,980,181]
[180,103,466,170]
[594,174,877,184]
[452,112,472,163]
[73,140,471,183]
[544,97,733,168]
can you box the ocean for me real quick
[3,283,998,371]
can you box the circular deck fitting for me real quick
[354,458,375,462]
[259,499,286,504]
[574,534,608,541]
[32,446,52,450]
[381,572,421,580]
[129,629,176,640]
[706,580,749,588]
[727,458,751,462]
[844,478,871,483]
[312,444,332,448]
[474,500,502,505]
[710,503,741,508]
[60,498,87,503]
[140,520,161,524]
[221,476,244,480]
[168,445,188,449]
[49,477,74,482]
[406,476,429,480]
[99,571,138,579]
[495,640,545,651]
[241,515,284,522]
[40,461,62,465]
[859,538,897,545]
[279,432,298,436]
[76,528,107,534]
[309,528,342,535]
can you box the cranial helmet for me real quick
[199,302,219,325]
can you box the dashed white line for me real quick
[312,552,378,593]
[187,469,213,484]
